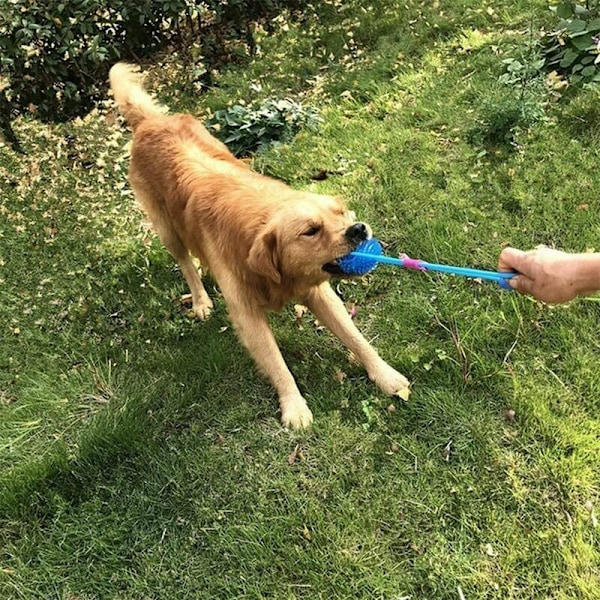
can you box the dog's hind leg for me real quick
[175,257,214,320]
[132,182,214,319]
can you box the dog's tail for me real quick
[109,63,167,130]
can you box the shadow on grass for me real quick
[0,247,263,521]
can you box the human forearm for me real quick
[571,253,600,297]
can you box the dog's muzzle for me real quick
[323,222,372,275]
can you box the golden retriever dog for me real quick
[109,63,410,429]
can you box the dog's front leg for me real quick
[227,302,313,429]
[305,283,411,399]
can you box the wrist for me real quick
[572,253,600,296]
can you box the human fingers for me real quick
[506,273,536,297]
[498,247,528,273]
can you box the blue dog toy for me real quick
[338,239,516,289]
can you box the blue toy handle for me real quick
[417,261,517,288]
[342,239,518,290]
[497,276,514,290]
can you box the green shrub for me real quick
[468,37,548,149]
[205,98,322,157]
[467,91,546,148]
[0,0,292,124]
[0,0,177,122]
[544,2,600,85]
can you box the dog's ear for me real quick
[248,226,281,283]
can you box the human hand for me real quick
[498,247,600,303]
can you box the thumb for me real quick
[498,247,527,272]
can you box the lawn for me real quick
[1,0,599,598]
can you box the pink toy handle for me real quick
[400,254,427,271]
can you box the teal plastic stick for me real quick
[349,252,516,286]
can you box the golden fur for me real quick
[109,63,410,428]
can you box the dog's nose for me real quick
[345,222,369,244]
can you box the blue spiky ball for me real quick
[338,238,382,275]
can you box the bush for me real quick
[468,37,548,150]
[543,2,600,85]
[0,0,293,125]
[0,0,175,122]
[467,92,546,148]
[205,98,322,157]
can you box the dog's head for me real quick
[247,194,371,284]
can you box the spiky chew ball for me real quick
[338,238,383,275]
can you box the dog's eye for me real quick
[303,225,321,237]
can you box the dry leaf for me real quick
[288,444,299,465]
[294,304,308,328]
[334,368,347,383]
[396,387,410,401]
[585,500,598,527]
[442,440,452,462]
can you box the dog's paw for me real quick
[181,294,214,320]
[188,303,213,320]
[371,364,411,400]
[280,397,314,430]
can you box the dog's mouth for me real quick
[322,246,355,276]
[322,222,372,275]
[321,257,344,275]
[322,258,344,275]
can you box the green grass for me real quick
[1,1,599,598]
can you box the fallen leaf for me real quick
[585,500,598,527]
[442,440,452,462]
[396,387,410,401]
[294,304,308,328]
[334,368,347,383]
[288,445,299,465]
